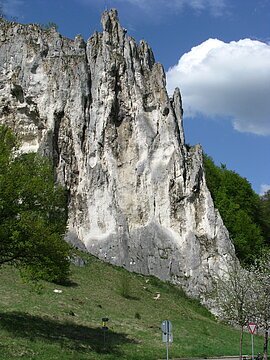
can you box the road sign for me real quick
[248,323,257,334]
[102,317,109,330]
[102,317,109,348]
[248,322,257,360]
[162,332,173,343]
[161,320,173,360]
[161,320,172,334]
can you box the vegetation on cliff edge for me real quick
[203,154,269,264]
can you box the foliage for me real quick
[0,125,70,282]
[259,190,270,247]
[203,154,265,264]
[209,252,270,360]
[213,264,256,326]
[119,271,131,299]
[250,250,270,360]
[211,263,257,359]
[40,21,58,31]
[134,312,141,320]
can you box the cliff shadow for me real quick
[0,311,137,355]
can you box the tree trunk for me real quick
[263,328,268,360]
[240,325,244,360]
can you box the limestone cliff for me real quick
[0,10,236,297]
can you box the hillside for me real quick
[0,254,263,360]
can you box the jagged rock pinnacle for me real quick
[0,11,236,299]
[101,8,119,32]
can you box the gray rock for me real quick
[0,10,236,299]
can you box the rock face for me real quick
[0,10,236,297]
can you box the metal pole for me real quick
[251,333,254,360]
[166,322,169,360]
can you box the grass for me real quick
[0,253,264,359]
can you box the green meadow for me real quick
[0,253,263,360]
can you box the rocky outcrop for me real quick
[0,10,236,297]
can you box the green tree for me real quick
[260,190,270,247]
[0,126,71,282]
[203,154,222,202]
[204,155,264,264]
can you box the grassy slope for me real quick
[0,254,263,360]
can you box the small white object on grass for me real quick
[53,289,62,293]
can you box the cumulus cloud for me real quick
[260,184,270,195]
[166,38,270,136]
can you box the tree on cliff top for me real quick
[0,125,71,282]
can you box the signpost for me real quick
[248,322,257,360]
[161,320,173,360]
[102,317,109,348]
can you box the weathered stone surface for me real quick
[0,11,236,298]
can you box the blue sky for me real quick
[2,0,270,194]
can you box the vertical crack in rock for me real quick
[0,10,237,300]
[53,110,64,168]
[170,87,185,146]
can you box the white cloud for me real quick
[79,0,226,16]
[166,38,270,136]
[1,0,24,18]
[260,184,270,195]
